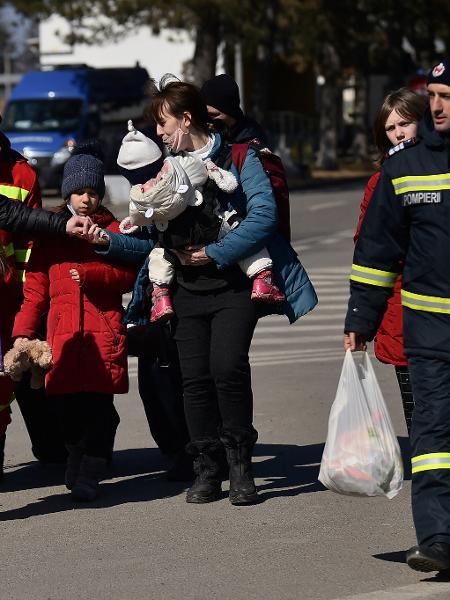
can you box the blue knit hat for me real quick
[61,152,105,200]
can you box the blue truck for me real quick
[1,65,150,189]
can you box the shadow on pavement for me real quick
[0,436,412,518]
[0,447,165,493]
[254,442,326,498]
[0,442,326,519]
[0,448,187,521]
[373,550,407,564]
[254,435,411,501]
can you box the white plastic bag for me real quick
[319,349,403,498]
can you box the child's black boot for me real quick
[71,455,107,502]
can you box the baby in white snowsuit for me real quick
[117,121,284,323]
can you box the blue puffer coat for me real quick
[98,134,317,324]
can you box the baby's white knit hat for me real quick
[117,120,162,170]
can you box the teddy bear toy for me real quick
[1,338,53,389]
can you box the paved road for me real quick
[3,182,449,599]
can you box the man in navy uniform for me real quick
[345,58,450,573]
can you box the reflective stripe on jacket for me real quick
[0,131,41,283]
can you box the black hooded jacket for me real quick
[0,195,68,235]
[230,115,270,146]
[345,108,450,360]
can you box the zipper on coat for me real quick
[98,310,119,346]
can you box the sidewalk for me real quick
[287,168,372,191]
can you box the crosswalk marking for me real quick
[124,267,351,369]
[250,267,349,367]
[292,229,354,253]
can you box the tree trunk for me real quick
[349,72,368,161]
[188,11,221,86]
[315,43,340,170]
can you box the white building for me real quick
[39,15,195,83]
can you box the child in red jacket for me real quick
[13,147,136,501]
[351,88,425,434]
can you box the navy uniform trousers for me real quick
[409,356,450,546]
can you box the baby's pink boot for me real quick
[251,270,285,303]
[150,286,175,323]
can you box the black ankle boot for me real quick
[0,434,5,481]
[185,439,222,504]
[64,442,85,490]
[71,455,108,502]
[220,427,258,505]
[406,542,450,572]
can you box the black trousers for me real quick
[14,315,66,462]
[409,356,450,546]
[53,392,119,459]
[130,322,189,456]
[138,349,189,456]
[172,284,258,441]
[15,375,67,462]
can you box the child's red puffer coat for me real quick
[13,207,137,396]
[354,171,407,367]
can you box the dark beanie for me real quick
[200,74,244,120]
[61,153,105,200]
[427,58,450,87]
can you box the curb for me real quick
[287,174,370,191]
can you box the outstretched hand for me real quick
[85,225,109,245]
[66,215,93,237]
[66,216,109,244]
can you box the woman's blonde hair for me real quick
[373,87,426,167]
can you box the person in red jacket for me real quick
[0,127,73,475]
[13,147,136,501]
[352,88,425,433]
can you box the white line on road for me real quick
[255,323,341,335]
[311,272,349,278]
[292,234,353,254]
[251,347,344,358]
[251,334,342,345]
[300,313,346,321]
[308,199,348,211]
[334,581,450,599]
[310,283,348,290]
[313,292,350,302]
[251,353,343,366]
[309,266,351,273]
[306,305,347,311]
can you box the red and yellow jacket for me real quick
[0,131,41,425]
[0,131,41,285]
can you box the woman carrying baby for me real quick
[145,78,316,506]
